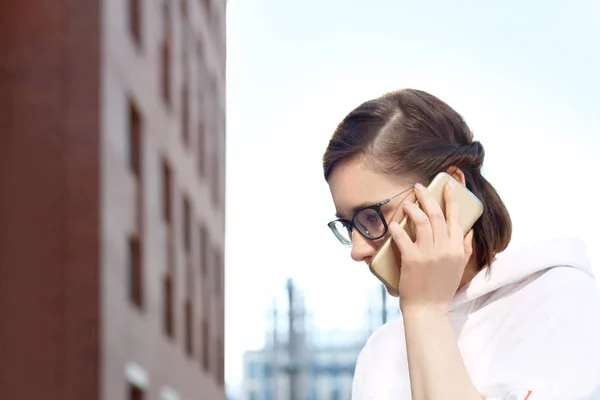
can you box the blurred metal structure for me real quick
[285,278,311,400]
[0,0,226,399]
[241,280,387,400]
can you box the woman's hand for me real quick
[390,181,483,400]
[389,181,474,315]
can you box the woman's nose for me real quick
[350,230,377,263]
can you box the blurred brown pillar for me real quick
[0,1,101,400]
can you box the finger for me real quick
[389,220,417,256]
[464,230,474,261]
[402,201,434,248]
[444,181,464,242]
[390,190,416,221]
[414,183,448,245]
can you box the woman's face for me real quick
[327,158,478,295]
[327,157,416,264]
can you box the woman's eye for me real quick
[365,213,379,223]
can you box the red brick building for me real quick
[0,0,226,399]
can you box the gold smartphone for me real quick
[368,172,484,296]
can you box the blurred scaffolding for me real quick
[240,279,399,400]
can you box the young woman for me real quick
[323,89,600,399]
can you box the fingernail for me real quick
[448,181,455,190]
[415,183,423,190]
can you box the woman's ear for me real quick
[445,166,466,186]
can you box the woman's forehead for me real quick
[328,159,412,217]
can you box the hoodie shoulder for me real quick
[478,265,600,398]
[357,316,406,361]
[452,236,594,309]
[351,317,411,399]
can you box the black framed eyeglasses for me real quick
[327,187,415,247]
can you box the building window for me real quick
[214,248,223,297]
[202,318,210,371]
[129,0,142,48]
[186,257,193,298]
[185,299,193,357]
[196,40,206,178]
[180,0,190,148]
[162,160,172,224]
[182,85,190,148]
[161,2,172,107]
[182,196,193,356]
[129,383,144,400]
[180,0,188,19]
[199,224,208,277]
[163,274,174,338]
[128,98,144,310]
[197,98,206,177]
[128,235,143,308]
[216,336,224,384]
[207,77,220,206]
[183,196,191,253]
[211,139,219,206]
[162,158,174,339]
[219,119,225,206]
[331,388,340,400]
[128,100,142,178]
[181,0,189,48]
[125,362,149,399]
[247,361,259,379]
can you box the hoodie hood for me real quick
[353,236,600,400]
[451,236,593,310]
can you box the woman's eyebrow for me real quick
[335,200,379,219]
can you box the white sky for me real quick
[224,0,600,389]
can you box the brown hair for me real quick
[322,89,511,269]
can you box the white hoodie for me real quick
[352,237,600,399]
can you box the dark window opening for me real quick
[129,0,142,48]
[128,235,143,308]
[161,3,172,107]
[163,274,174,338]
[162,160,172,224]
[183,196,191,252]
[185,299,193,356]
[200,225,208,277]
[129,383,144,400]
[128,100,142,177]
[202,318,210,372]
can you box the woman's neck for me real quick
[458,257,480,291]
